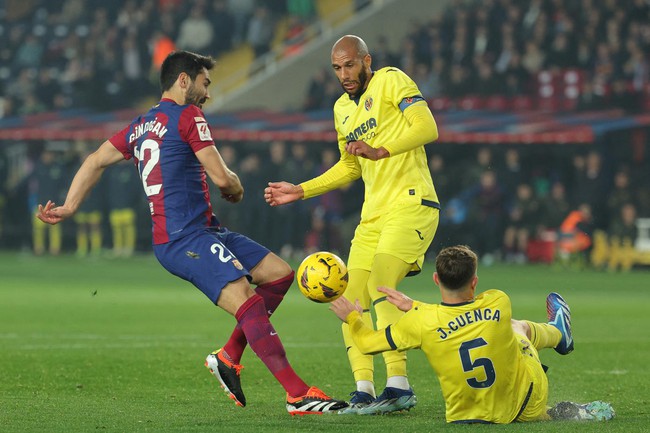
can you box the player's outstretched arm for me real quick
[377,286,414,312]
[264,181,304,206]
[330,296,394,355]
[37,140,124,225]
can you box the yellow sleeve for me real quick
[381,103,438,157]
[299,157,361,199]
[387,306,424,351]
[346,311,394,355]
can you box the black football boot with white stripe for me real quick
[286,386,348,415]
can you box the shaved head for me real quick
[331,35,372,98]
[332,35,369,59]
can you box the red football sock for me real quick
[236,294,309,397]
[222,271,294,363]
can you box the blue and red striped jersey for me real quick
[109,98,216,244]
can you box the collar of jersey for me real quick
[440,299,475,307]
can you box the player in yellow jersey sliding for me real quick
[330,245,615,423]
[265,34,440,414]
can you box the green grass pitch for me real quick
[1,252,649,432]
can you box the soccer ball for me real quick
[296,251,348,303]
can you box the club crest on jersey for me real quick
[364,97,373,111]
[196,122,212,141]
[232,259,243,270]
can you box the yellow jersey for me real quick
[301,67,438,221]
[348,289,536,423]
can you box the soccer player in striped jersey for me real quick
[265,35,440,413]
[330,245,615,423]
[36,50,347,415]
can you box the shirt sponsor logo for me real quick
[345,117,377,142]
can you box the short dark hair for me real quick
[435,245,478,290]
[160,51,216,92]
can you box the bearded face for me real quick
[183,69,210,108]
[341,66,369,99]
[332,49,372,99]
[185,82,207,108]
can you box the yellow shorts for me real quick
[348,202,439,274]
[515,335,549,422]
[74,211,102,225]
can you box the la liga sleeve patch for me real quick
[196,122,212,141]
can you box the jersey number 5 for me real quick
[459,338,496,389]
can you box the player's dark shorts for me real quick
[153,226,270,304]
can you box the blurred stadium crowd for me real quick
[0,0,330,114]
[305,0,650,111]
[0,0,649,269]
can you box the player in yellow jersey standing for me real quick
[330,245,615,423]
[265,35,440,414]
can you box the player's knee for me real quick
[269,253,292,276]
[217,277,256,314]
[511,319,531,339]
[278,261,293,279]
[254,252,293,282]
[269,262,294,289]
